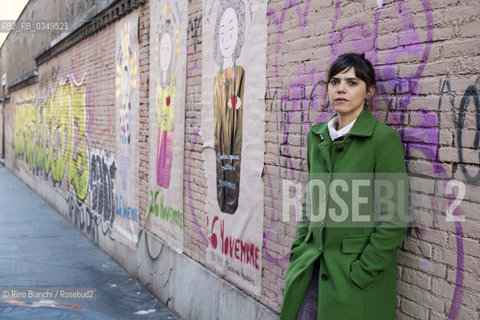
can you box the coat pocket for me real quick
[342,235,370,253]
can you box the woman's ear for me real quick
[366,85,376,98]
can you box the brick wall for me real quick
[4,0,480,319]
[263,0,480,319]
[138,2,150,227]
[183,0,209,266]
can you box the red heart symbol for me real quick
[166,96,171,106]
[210,234,217,249]
[231,96,237,109]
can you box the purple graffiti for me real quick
[187,126,209,246]
[449,226,464,319]
[267,0,311,80]
[448,222,464,319]
[186,50,199,79]
[266,1,466,317]
[263,170,289,264]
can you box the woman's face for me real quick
[327,67,374,118]
[219,7,238,59]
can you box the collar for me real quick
[327,117,356,141]
[311,108,376,140]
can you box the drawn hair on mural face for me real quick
[214,0,246,68]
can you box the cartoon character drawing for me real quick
[155,4,179,188]
[116,20,138,190]
[213,0,246,214]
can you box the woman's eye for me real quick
[349,81,358,86]
[330,79,338,85]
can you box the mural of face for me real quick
[219,7,238,59]
[160,32,173,72]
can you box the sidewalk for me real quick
[0,165,179,320]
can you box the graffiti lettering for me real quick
[437,77,480,183]
[221,164,236,171]
[209,218,260,270]
[455,77,480,182]
[148,190,183,229]
[89,151,116,223]
[218,179,236,190]
[216,153,240,162]
[115,195,138,222]
[13,73,90,204]
[226,265,255,286]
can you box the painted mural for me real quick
[13,74,89,206]
[202,0,266,295]
[148,0,187,252]
[114,11,140,247]
[11,73,124,243]
[213,3,246,214]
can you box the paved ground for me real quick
[0,165,179,320]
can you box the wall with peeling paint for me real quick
[2,0,480,319]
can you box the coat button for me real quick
[318,246,322,252]
[336,147,344,152]
[321,273,328,281]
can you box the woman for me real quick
[280,53,409,320]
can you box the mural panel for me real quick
[114,11,140,247]
[148,0,187,252]
[202,0,266,295]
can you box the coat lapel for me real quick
[309,108,377,173]
[347,107,376,138]
[311,123,332,172]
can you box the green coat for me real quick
[280,108,409,320]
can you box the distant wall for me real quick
[0,0,113,90]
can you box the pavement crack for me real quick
[163,267,173,289]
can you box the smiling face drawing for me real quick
[219,7,238,59]
[160,32,173,72]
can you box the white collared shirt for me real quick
[327,116,356,141]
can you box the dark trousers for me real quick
[296,259,319,320]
